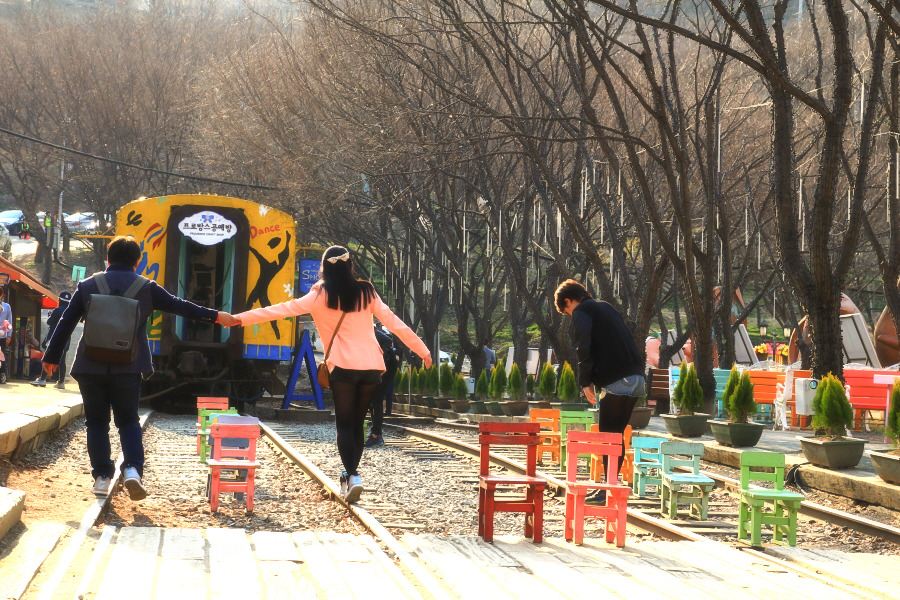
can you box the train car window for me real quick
[175,237,235,343]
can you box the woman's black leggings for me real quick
[332,380,378,475]
[596,393,638,479]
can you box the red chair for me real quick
[207,421,261,512]
[478,422,546,543]
[564,431,631,547]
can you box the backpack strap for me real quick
[94,274,110,295]
[123,275,150,299]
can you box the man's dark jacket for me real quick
[571,298,643,389]
[44,265,217,375]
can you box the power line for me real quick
[0,126,279,191]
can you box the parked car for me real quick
[0,210,25,237]
[64,212,98,233]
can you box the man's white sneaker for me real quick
[30,377,46,387]
[92,476,112,496]
[122,466,147,501]
[345,474,363,504]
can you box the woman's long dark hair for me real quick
[320,245,376,312]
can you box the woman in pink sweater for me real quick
[234,246,431,503]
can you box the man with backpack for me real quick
[43,236,227,500]
[365,323,400,448]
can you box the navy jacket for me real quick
[44,265,218,375]
[571,298,643,389]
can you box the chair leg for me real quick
[751,503,762,547]
[573,495,585,545]
[532,487,544,544]
[524,487,534,539]
[484,491,495,543]
[209,467,219,512]
[477,487,486,537]
[616,497,627,547]
[788,502,798,547]
[245,468,256,512]
[668,486,678,519]
[738,500,749,541]
[564,492,574,541]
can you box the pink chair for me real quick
[207,421,261,512]
[564,431,631,547]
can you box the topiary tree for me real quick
[507,363,525,401]
[439,362,454,397]
[674,364,704,415]
[886,381,900,447]
[811,373,854,439]
[526,373,535,396]
[453,374,469,400]
[395,369,407,396]
[537,362,557,401]
[557,362,578,401]
[475,370,489,400]
[726,372,757,424]
[489,360,507,400]
[671,362,688,413]
[412,368,422,394]
[721,367,740,414]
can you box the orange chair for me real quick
[564,431,631,546]
[207,420,261,512]
[478,422,547,543]
[529,408,561,465]
[589,424,633,484]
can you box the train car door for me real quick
[162,205,249,357]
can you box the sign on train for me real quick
[178,211,238,245]
[299,258,319,294]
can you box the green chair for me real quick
[659,441,715,519]
[558,411,595,470]
[631,437,664,498]
[198,407,239,463]
[738,452,804,546]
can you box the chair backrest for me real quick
[840,312,881,368]
[740,451,787,491]
[565,431,623,483]
[197,396,230,412]
[478,422,541,477]
[631,436,664,462]
[214,415,261,449]
[209,423,260,462]
[589,424,632,448]
[529,408,561,432]
[734,324,757,366]
[659,441,704,475]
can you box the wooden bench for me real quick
[668,366,731,418]
[844,370,900,430]
[747,371,786,423]
[647,368,670,413]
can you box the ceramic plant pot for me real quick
[708,420,765,448]
[662,413,711,437]
[628,407,653,430]
[500,401,529,417]
[799,437,866,469]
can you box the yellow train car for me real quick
[115,194,296,401]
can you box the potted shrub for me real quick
[436,363,454,410]
[470,370,490,414]
[799,373,866,469]
[526,373,536,398]
[554,362,585,411]
[537,362,557,403]
[500,362,528,416]
[486,363,506,416]
[449,374,471,414]
[395,370,408,405]
[869,380,900,484]
[423,365,439,409]
[662,363,710,437]
[709,369,764,447]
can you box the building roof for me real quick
[0,255,59,309]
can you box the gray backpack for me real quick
[82,273,150,364]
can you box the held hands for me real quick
[217,312,241,328]
[423,354,433,369]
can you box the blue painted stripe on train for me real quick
[243,344,292,361]
[150,340,161,355]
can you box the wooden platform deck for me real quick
[68,528,898,600]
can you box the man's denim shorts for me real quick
[602,374,646,397]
